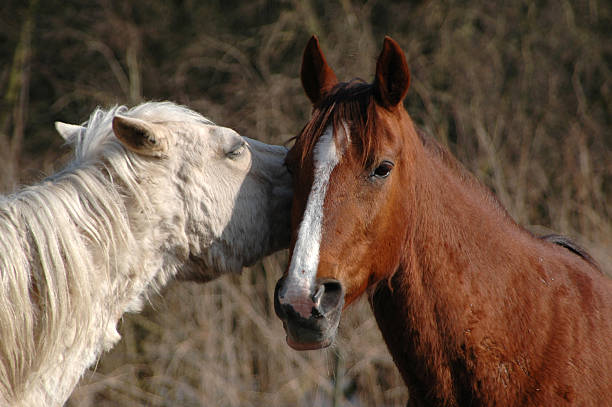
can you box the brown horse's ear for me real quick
[301,35,338,105]
[112,115,169,158]
[374,36,410,108]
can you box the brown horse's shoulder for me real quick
[497,236,612,404]
[370,237,612,406]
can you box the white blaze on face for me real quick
[280,123,349,318]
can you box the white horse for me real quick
[0,102,292,406]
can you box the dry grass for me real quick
[1,0,610,405]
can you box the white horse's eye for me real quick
[227,142,246,159]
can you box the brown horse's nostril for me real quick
[274,277,345,350]
[312,284,324,305]
[274,276,288,319]
[274,277,344,320]
[314,279,344,315]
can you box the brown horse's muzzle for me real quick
[274,276,345,350]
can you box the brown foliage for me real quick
[1,0,610,405]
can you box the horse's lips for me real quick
[275,276,344,351]
[281,320,334,350]
[286,333,332,350]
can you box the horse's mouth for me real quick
[286,334,332,350]
[275,276,345,351]
[280,317,336,350]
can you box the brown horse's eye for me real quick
[372,161,394,179]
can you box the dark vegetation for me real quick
[1,0,610,405]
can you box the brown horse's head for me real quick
[275,36,420,350]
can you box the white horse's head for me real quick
[57,102,292,281]
[0,102,292,406]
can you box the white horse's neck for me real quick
[1,151,187,406]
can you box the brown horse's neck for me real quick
[369,134,610,406]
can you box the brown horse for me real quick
[274,36,612,406]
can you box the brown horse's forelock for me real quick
[296,80,382,168]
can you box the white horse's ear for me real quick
[112,115,169,158]
[54,121,84,142]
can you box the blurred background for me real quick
[1,0,610,406]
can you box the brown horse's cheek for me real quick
[343,273,371,307]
